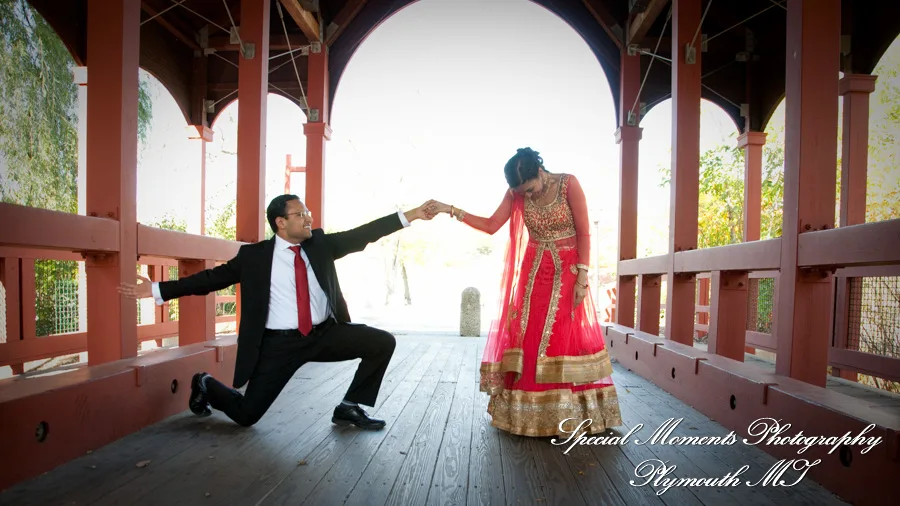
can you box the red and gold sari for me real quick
[461,174,622,437]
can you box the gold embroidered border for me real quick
[487,385,623,438]
[479,348,524,395]
[529,232,577,243]
[519,243,543,346]
[538,242,563,358]
[535,348,614,384]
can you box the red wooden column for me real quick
[615,49,641,329]
[665,0,701,345]
[737,131,766,355]
[177,259,216,345]
[637,274,662,335]
[738,132,767,242]
[84,0,141,364]
[190,36,211,236]
[838,74,876,227]
[187,126,213,235]
[182,127,215,346]
[775,0,841,386]
[236,0,270,244]
[832,73,877,380]
[235,0,270,333]
[284,154,305,194]
[304,41,331,229]
[1,258,24,374]
[708,271,749,360]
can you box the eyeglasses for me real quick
[284,210,313,219]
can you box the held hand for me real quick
[118,274,153,299]
[407,200,440,222]
[428,201,451,215]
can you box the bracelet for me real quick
[450,205,465,222]
[575,281,588,289]
[575,263,589,272]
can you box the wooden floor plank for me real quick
[384,342,468,506]
[212,342,425,506]
[572,437,665,506]
[467,342,507,506]
[596,373,705,506]
[342,344,460,506]
[618,389,779,506]
[94,363,362,505]
[266,342,448,505]
[425,340,479,506]
[0,336,861,506]
[525,436,588,505]
[497,422,545,504]
[4,361,345,506]
[95,343,419,506]
[613,365,847,506]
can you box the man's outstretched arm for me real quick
[327,201,437,260]
[118,252,243,305]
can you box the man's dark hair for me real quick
[503,147,545,187]
[266,194,300,233]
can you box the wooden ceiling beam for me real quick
[140,2,200,50]
[582,0,624,50]
[278,0,321,42]
[209,80,308,92]
[208,34,308,51]
[628,0,669,45]
[326,0,367,46]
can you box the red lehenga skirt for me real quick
[480,235,622,437]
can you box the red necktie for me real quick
[289,246,313,336]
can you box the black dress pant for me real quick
[203,320,396,427]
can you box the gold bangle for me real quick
[575,263,589,271]
[576,281,588,289]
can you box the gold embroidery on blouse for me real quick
[524,174,577,243]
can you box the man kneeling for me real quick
[119,195,438,429]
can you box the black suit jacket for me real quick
[158,212,405,388]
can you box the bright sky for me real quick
[138,0,745,247]
[133,0,775,329]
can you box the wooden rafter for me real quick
[208,33,308,51]
[140,2,200,50]
[582,0,624,49]
[326,0,367,46]
[628,0,669,45]
[278,0,321,42]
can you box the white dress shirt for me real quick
[151,211,411,330]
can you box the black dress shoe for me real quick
[190,372,212,417]
[332,404,386,430]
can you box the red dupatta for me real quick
[480,192,527,392]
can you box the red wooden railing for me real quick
[0,202,242,373]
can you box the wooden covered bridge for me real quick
[0,1,898,505]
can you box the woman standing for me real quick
[432,147,622,437]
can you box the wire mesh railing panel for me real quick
[747,277,775,334]
[847,276,900,360]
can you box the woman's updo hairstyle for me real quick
[503,147,544,188]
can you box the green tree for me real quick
[865,39,900,223]
[206,201,236,240]
[0,0,152,214]
[0,0,152,342]
[149,213,187,232]
[204,202,238,310]
[657,126,785,249]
